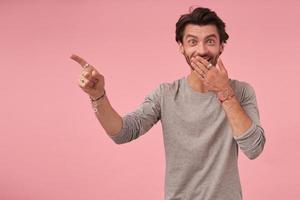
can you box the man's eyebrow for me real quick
[205,34,218,39]
[185,33,218,40]
[185,34,198,39]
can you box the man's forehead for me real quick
[183,24,219,39]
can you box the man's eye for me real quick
[188,40,197,45]
[207,39,215,45]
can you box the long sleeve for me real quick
[233,82,266,159]
[109,84,162,144]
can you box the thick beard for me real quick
[211,55,219,66]
[184,54,194,71]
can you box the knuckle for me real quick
[91,71,98,76]
[81,82,88,88]
[82,73,89,78]
[84,79,90,85]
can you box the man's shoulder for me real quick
[157,76,185,94]
[145,78,183,102]
[230,78,255,89]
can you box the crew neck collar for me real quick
[183,76,215,97]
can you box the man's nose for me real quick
[195,43,208,56]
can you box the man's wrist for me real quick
[90,90,106,112]
[217,85,235,103]
[90,89,106,101]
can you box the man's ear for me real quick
[178,42,184,54]
[219,43,224,55]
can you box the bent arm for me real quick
[93,85,162,145]
[222,82,266,160]
[109,85,162,144]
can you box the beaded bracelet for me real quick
[90,90,106,101]
[90,90,106,112]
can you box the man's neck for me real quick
[187,71,210,93]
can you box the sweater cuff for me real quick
[233,121,256,140]
[108,117,128,143]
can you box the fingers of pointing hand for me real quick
[81,69,100,85]
[71,54,93,69]
[82,70,92,79]
[78,76,95,89]
[71,54,87,67]
[91,70,102,80]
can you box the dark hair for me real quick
[175,7,229,44]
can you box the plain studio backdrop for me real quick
[1,0,299,199]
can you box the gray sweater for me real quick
[109,76,266,200]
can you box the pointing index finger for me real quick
[70,54,90,68]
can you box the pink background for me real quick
[1,0,299,199]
